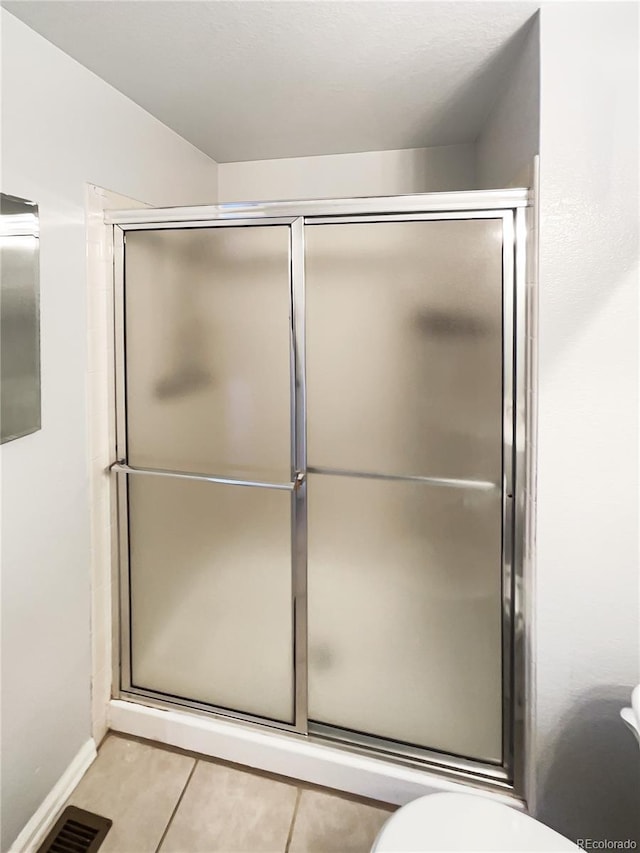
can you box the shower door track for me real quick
[108,189,529,796]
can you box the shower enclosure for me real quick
[107,190,528,792]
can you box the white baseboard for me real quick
[109,699,524,811]
[9,739,97,853]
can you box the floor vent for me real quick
[37,806,112,853]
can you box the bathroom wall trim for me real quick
[8,739,97,853]
[86,184,150,746]
[108,699,526,810]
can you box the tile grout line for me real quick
[284,787,302,853]
[154,758,199,853]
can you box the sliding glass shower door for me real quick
[113,196,523,784]
[305,219,504,763]
[121,224,296,724]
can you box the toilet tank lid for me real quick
[373,793,578,852]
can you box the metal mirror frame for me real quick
[0,192,41,444]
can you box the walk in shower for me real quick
[107,190,528,793]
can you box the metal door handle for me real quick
[109,461,296,492]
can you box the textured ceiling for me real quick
[4,1,539,163]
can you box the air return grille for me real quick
[37,806,112,853]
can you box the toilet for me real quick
[373,686,640,851]
[372,792,578,851]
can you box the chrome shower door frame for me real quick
[108,189,529,794]
[112,216,307,735]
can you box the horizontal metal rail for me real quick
[307,466,498,491]
[114,217,298,232]
[310,721,509,785]
[104,189,530,225]
[109,461,295,491]
[307,210,508,225]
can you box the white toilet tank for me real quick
[372,792,579,852]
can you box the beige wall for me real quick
[218,143,477,202]
[0,11,218,850]
[533,1,638,842]
[476,15,540,189]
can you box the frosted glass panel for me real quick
[125,226,291,481]
[305,220,503,481]
[129,475,293,723]
[307,473,502,762]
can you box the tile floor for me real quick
[63,734,396,853]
